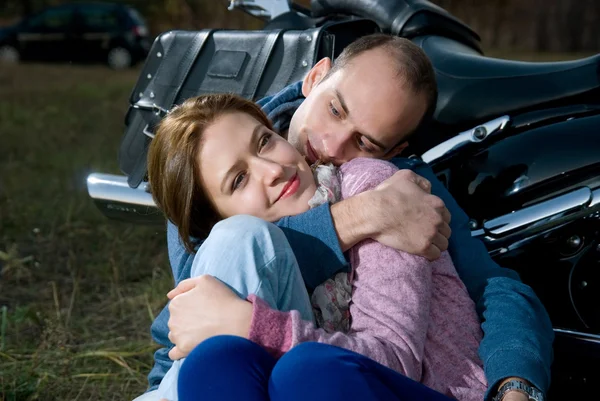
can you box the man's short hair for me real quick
[326,34,438,141]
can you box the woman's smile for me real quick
[277,173,300,202]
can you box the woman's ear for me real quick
[302,57,332,97]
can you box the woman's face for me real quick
[198,112,317,222]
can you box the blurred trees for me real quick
[0,0,264,31]
[434,0,600,52]
[0,0,598,52]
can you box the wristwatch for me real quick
[492,379,545,401]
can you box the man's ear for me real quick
[302,57,332,97]
[382,142,410,160]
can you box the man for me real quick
[148,34,554,401]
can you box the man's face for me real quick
[288,47,428,166]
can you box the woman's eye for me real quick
[259,133,272,150]
[232,173,246,191]
[329,102,341,118]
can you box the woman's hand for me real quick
[166,275,253,360]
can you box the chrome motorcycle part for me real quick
[86,174,162,224]
[566,235,583,250]
[471,187,600,251]
[228,0,292,20]
[421,115,510,164]
[554,328,600,343]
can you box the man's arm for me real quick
[276,169,451,290]
[331,169,450,256]
[398,157,554,400]
[275,205,348,291]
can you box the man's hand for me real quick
[166,275,253,360]
[334,169,451,260]
[371,170,451,259]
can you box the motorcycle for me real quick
[87,0,600,398]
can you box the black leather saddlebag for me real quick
[119,20,379,188]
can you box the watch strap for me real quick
[492,379,544,401]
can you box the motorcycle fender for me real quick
[444,113,600,221]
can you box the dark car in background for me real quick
[0,2,150,69]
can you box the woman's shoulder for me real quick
[338,158,399,198]
[342,157,398,169]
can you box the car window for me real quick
[26,8,73,32]
[78,7,120,32]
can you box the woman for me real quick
[147,94,486,401]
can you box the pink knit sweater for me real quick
[247,158,487,400]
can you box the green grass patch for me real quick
[0,64,171,401]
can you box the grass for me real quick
[0,63,172,401]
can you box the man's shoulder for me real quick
[258,81,303,112]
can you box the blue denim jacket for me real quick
[148,82,554,400]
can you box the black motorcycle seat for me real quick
[312,0,468,36]
[415,35,600,127]
[311,0,480,50]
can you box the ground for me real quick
[0,64,171,401]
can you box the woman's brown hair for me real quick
[147,94,273,253]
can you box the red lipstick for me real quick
[277,173,300,201]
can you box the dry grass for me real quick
[0,63,172,401]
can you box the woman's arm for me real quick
[251,158,433,381]
[164,271,427,379]
[248,278,430,382]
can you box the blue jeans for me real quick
[179,336,452,401]
[189,215,313,320]
[156,215,314,400]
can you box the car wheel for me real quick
[107,47,132,70]
[0,45,20,64]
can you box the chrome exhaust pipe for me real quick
[86,173,163,225]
